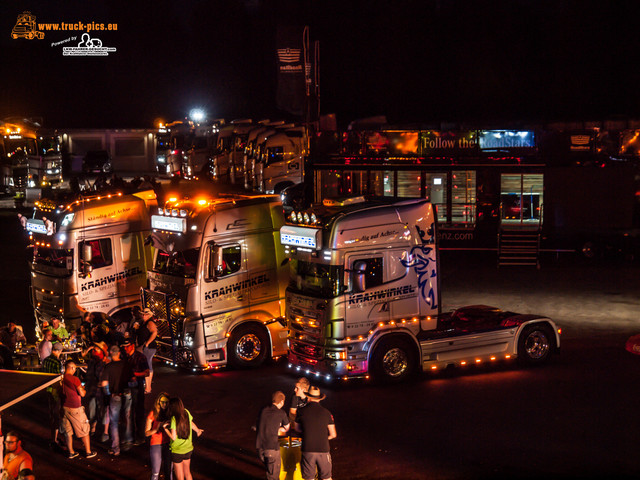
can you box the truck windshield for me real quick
[32,246,73,276]
[154,248,199,279]
[289,259,343,298]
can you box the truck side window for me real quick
[79,238,113,269]
[352,257,383,290]
[208,244,242,279]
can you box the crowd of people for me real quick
[2,311,339,480]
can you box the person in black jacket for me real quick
[256,391,290,480]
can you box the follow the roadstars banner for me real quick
[276,25,306,116]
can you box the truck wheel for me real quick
[371,337,417,383]
[518,324,553,365]
[228,324,269,368]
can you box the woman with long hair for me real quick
[145,392,172,480]
[163,397,203,480]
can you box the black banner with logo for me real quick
[276,25,306,116]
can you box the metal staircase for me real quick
[498,227,541,268]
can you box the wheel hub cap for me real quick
[382,348,408,377]
[236,333,261,361]
[525,331,550,359]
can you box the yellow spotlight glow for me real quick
[198,199,207,205]
[461,361,467,366]
[505,355,511,359]
[490,356,496,361]
[169,197,177,202]
[431,365,437,370]
[475,359,481,363]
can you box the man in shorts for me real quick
[61,361,97,459]
[294,386,337,480]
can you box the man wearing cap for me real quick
[99,345,132,456]
[256,391,290,480]
[294,386,337,480]
[137,308,158,394]
[42,342,65,449]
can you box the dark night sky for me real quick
[2,0,640,129]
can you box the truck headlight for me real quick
[184,332,194,348]
[326,350,347,361]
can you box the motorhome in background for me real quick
[61,129,156,174]
[142,187,288,370]
[20,188,157,331]
[306,119,640,265]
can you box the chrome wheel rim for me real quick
[236,333,261,361]
[382,347,408,377]
[524,331,550,359]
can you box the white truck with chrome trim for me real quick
[142,192,289,370]
[20,189,157,331]
[280,197,560,382]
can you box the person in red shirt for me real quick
[61,361,97,459]
[3,431,32,480]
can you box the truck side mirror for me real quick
[352,261,367,293]
[79,244,93,278]
[209,245,223,281]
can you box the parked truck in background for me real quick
[259,125,307,194]
[280,196,560,382]
[19,188,157,331]
[142,191,289,370]
[1,121,42,197]
[243,121,286,190]
[184,119,224,180]
[211,119,253,183]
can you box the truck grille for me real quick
[291,341,323,360]
[141,288,183,348]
